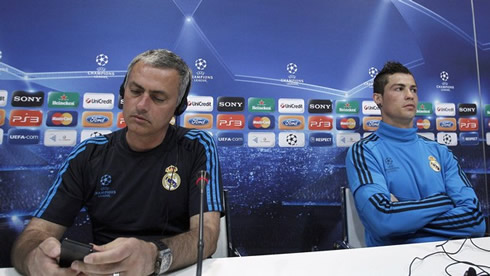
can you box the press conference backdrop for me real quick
[0,0,489,267]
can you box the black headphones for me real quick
[119,73,191,116]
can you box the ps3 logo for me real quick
[9,110,43,126]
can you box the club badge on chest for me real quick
[162,165,181,191]
[428,156,441,172]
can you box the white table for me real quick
[2,237,489,276]
[170,237,490,276]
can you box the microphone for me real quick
[195,170,209,276]
[464,267,476,276]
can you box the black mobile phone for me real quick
[59,238,95,268]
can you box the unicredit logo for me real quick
[186,96,214,112]
[280,103,303,108]
[83,93,115,109]
[85,98,113,104]
[188,101,212,106]
[437,107,454,112]
[278,98,305,113]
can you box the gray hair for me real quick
[125,49,192,104]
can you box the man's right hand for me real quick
[25,237,78,276]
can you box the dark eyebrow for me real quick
[390,83,406,88]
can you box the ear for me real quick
[373,93,383,108]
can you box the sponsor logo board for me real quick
[183,114,213,129]
[248,132,275,147]
[278,115,304,130]
[217,132,244,146]
[8,129,40,144]
[278,98,304,113]
[9,110,43,126]
[216,114,245,130]
[248,115,275,129]
[187,96,214,112]
[82,111,113,128]
[11,91,44,107]
[44,129,77,146]
[308,99,332,113]
[46,111,78,127]
[83,93,114,109]
[217,97,245,112]
[309,133,333,147]
[278,132,305,147]
[48,92,79,108]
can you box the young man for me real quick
[11,49,224,275]
[345,61,485,246]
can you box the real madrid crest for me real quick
[162,165,181,191]
[428,156,441,172]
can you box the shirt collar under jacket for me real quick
[376,121,418,143]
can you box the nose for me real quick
[136,92,151,111]
[405,88,415,99]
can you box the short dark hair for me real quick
[125,49,192,105]
[373,61,413,95]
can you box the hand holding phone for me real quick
[59,238,95,268]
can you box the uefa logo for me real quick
[286,63,298,74]
[440,71,449,82]
[96,54,109,67]
[195,58,207,71]
[368,67,378,78]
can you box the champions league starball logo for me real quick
[436,70,454,92]
[193,58,213,83]
[281,62,304,86]
[440,71,449,82]
[368,67,378,78]
[100,174,112,186]
[363,66,378,88]
[0,50,2,60]
[88,53,114,78]
[286,63,298,74]
[442,133,452,145]
[195,58,207,71]
[96,54,109,67]
[286,133,298,146]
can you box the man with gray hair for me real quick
[12,49,224,275]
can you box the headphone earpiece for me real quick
[173,77,191,116]
[118,72,190,117]
[119,74,127,99]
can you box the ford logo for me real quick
[366,120,380,127]
[86,115,109,124]
[282,119,301,126]
[189,118,209,125]
[439,121,454,128]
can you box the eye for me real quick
[152,95,167,103]
[130,89,142,95]
[411,88,417,93]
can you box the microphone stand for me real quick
[196,171,208,276]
